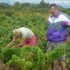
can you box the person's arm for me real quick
[62,21,70,26]
[16,43,23,47]
[61,14,70,26]
[7,37,18,48]
[61,15,70,42]
[62,21,70,42]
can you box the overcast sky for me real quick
[0,0,70,8]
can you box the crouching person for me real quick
[7,27,36,48]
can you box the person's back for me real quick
[18,27,34,39]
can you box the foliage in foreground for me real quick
[0,45,67,70]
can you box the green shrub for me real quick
[2,47,21,63]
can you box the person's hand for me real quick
[66,36,70,42]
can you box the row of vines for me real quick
[0,3,70,70]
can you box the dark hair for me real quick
[48,4,58,9]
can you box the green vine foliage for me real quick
[0,45,66,70]
[0,3,70,70]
